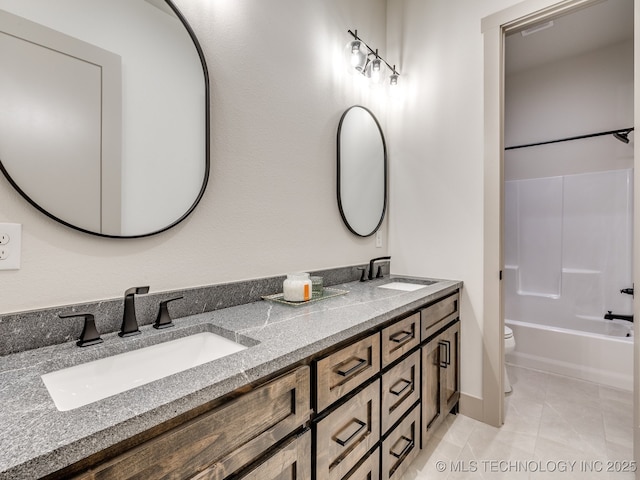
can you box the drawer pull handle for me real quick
[390,330,413,344]
[439,340,450,368]
[390,378,412,396]
[336,357,368,377]
[443,340,451,365]
[390,435,414,459]
[334,418,367,446]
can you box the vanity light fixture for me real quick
[346,37,368,73]
[346,29,400,86]
[389,70,399,86]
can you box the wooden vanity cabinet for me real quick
[73,366,311,480]
[313,288,461,480]
[67,288,461,480]
[421,320,460,445]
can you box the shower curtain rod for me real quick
[505,127,634,150]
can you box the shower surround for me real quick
[504,168,633,390]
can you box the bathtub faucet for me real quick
[604,311,633,323]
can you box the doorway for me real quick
[503,1,634,388]
[481,0,638,464]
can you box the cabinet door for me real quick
[315,379,381,480]
[441,321,460,413]
[232,430,311,480]
[421,335,444,445]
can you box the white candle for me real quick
[283,273,312,302]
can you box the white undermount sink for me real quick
[378,282,430,292]
[41,332,248,411]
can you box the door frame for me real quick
[481,1,639,456]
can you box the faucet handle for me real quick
[60,313,103,347]
[153,296,183,330]
[357,267,367,282]
[124,286,150,296]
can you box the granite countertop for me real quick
[0,276,461,479]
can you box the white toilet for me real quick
[504,325,516,393]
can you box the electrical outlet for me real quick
[375,231,383,248]
[0,223,21,270]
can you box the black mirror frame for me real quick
[336,105,388,237]
[0,0,210,239]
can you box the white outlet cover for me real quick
[375,231,383,248]
[0,223,21,270]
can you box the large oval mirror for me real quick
[337,105,387,237]
[0,0,208,237]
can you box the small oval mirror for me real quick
[337,105,387,237]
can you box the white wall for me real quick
[0,0,390,313]
[386,0,525,404]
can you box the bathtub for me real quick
[505,318,633,391]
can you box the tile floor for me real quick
[401,364,634,480]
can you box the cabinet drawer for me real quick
[421,292,459,341]
[231,430,311,480]
[381,350,420,434]
[315,379,381,480]
[316,333,380,412]
[343,447,380,480]
[381,313,420,368]
[381,404,421,480]
[89,366,311,480]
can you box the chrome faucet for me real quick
[366,256,391,281]
[119,286,150,337]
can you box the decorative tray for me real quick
[261,287,349,306]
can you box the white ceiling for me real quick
[505,0,633,75]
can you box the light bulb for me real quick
[365,57,386,84]
[389,73,399,86]
[344,39,367,74]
